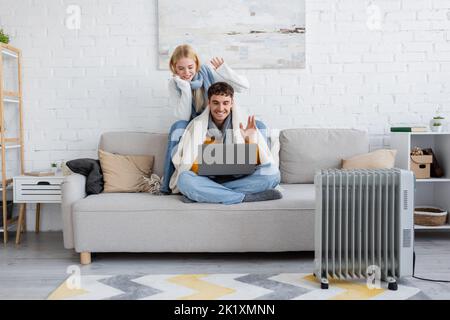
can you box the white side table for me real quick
[13,174,64,244]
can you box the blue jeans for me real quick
[177,162,280,205]
[160,120,269,194]
[160,120,189,194]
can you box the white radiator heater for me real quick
[314,169,414,290]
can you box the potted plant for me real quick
[0,29,10,44]
[51,162,58,174]
[431,116,445,132]
[431,122,443,132]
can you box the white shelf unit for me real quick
[0,43,25,243]
[1,48,18,59]
[390,132,450,231]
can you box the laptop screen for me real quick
[198,144,257,165]
[197,144,258,176]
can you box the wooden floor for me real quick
[1,231,450,299]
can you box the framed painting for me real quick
[157,0,305,69]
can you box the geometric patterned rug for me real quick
[47,273,427,300]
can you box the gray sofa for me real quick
[61,128,369,264]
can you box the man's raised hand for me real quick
[239,115,257,143]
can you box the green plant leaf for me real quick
[0,29,10,44]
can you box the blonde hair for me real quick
[169,44,205,113]
[169,44,201,74]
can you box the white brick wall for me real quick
[0,0,449,230]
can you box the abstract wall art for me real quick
[158,0,305,69]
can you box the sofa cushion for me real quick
[279,128,369,184]
[74,183,315,213]
[72,184,316,252]
[99,132,167,178]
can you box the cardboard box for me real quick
[410,155,433,179]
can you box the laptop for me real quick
[197,143,258,176]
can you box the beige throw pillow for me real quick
[99,149,154,193]
[342,149,397,169]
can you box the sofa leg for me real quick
[80,252,91,265]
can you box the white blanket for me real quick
[169,106,274,193]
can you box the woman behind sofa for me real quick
[160,44,267,194]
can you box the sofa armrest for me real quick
[61,173,87,249]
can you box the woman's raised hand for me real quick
[210,57,225,70]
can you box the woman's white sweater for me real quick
[168,62,250,121]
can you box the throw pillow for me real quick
[342,149,397,169]
[65,159,104,195]
[98,149,154,193]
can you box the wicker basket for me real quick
[414,206,448,226]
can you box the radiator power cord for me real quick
[412,251,450,283]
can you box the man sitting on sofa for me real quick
[169,82,282,204]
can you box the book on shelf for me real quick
[24,171,55,177]
[390,126,428,132]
